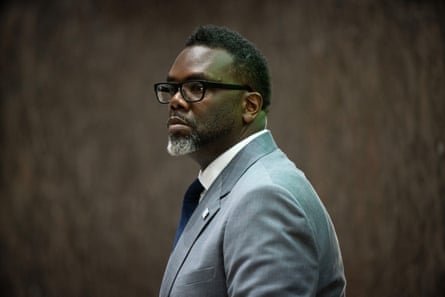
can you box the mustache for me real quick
[167,112,195,127]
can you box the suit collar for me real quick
[215,131,277,196]
[198,129,269,190]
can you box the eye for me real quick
[185,82,204,95]
[158,84,176,95]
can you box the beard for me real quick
[166,104,236,157]
[167,132,200,156]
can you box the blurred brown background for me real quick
[1,0,444,296]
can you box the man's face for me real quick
[165,46,245,157]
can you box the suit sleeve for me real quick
[223,184,319,297]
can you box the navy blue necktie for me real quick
[173,179,204,246]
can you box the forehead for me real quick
[167,45,234,82]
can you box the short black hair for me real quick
[185,25,271,111]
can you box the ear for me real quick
[242,92,263,124]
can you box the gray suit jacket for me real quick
[159,132,346,297]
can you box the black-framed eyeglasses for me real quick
[154,80,252,104]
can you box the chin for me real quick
[167,136,199,156]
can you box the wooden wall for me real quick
[1,0,444,296]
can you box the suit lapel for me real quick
[159,181,222,297]
[159,132,277,297]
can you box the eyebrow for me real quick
[166,73,218,82]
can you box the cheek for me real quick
[195,99,242,132]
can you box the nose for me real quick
[169,88,189,110]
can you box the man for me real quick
[155,24,346,297]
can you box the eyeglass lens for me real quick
[156,82,204,103]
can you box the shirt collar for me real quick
[198,129,268,190]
